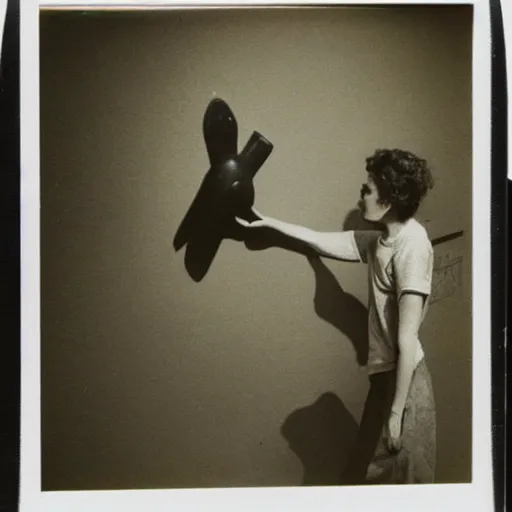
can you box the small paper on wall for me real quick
[430,236,465,305]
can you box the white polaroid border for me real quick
[20,0,494,510]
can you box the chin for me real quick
[363,213,381,224]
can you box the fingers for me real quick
[389,429,402,452]
[234,204,263,228]
[235,215,267,229]
[388,436,401,453]
[385,416,402,453]
[235,216,251,227]
[395,428,402,451]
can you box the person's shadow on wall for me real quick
[280,209,378,485]
[234,206,375,367]
[307,255,368,367]
[281,392,359,486]
[234,207,378,485]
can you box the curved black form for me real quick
[174,98,274,281]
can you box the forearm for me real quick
[265,217,359,261]
[265,217,315,244]
[391,336,420,417]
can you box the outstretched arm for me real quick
[236,207,363,261]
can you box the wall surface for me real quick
[40,6,472,490]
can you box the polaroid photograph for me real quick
[20,0,494,510]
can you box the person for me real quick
[236,148,436,485]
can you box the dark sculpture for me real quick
[174,98,274,281]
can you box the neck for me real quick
[383,217,408,239]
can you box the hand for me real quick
[235,207,271,229]
[386,410,403,453]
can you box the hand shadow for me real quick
[281,393,359,486]
[233,224,316,257]
[179,216,226,283]
[173,175,222,282]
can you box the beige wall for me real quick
[40,6,472,490]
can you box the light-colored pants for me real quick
[342,359,436,485]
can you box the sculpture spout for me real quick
[239,131,274,178]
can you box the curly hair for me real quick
[365,148,434,222]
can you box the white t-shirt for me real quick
[348,219,434,375]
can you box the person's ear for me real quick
[378,199,392,212]
[378,201,393,220]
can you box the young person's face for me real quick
[358,175,391,223]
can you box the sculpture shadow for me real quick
[173,188,229,282]
[174,202,317,283]
[281,393,359,486]
[173,203,273,283]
